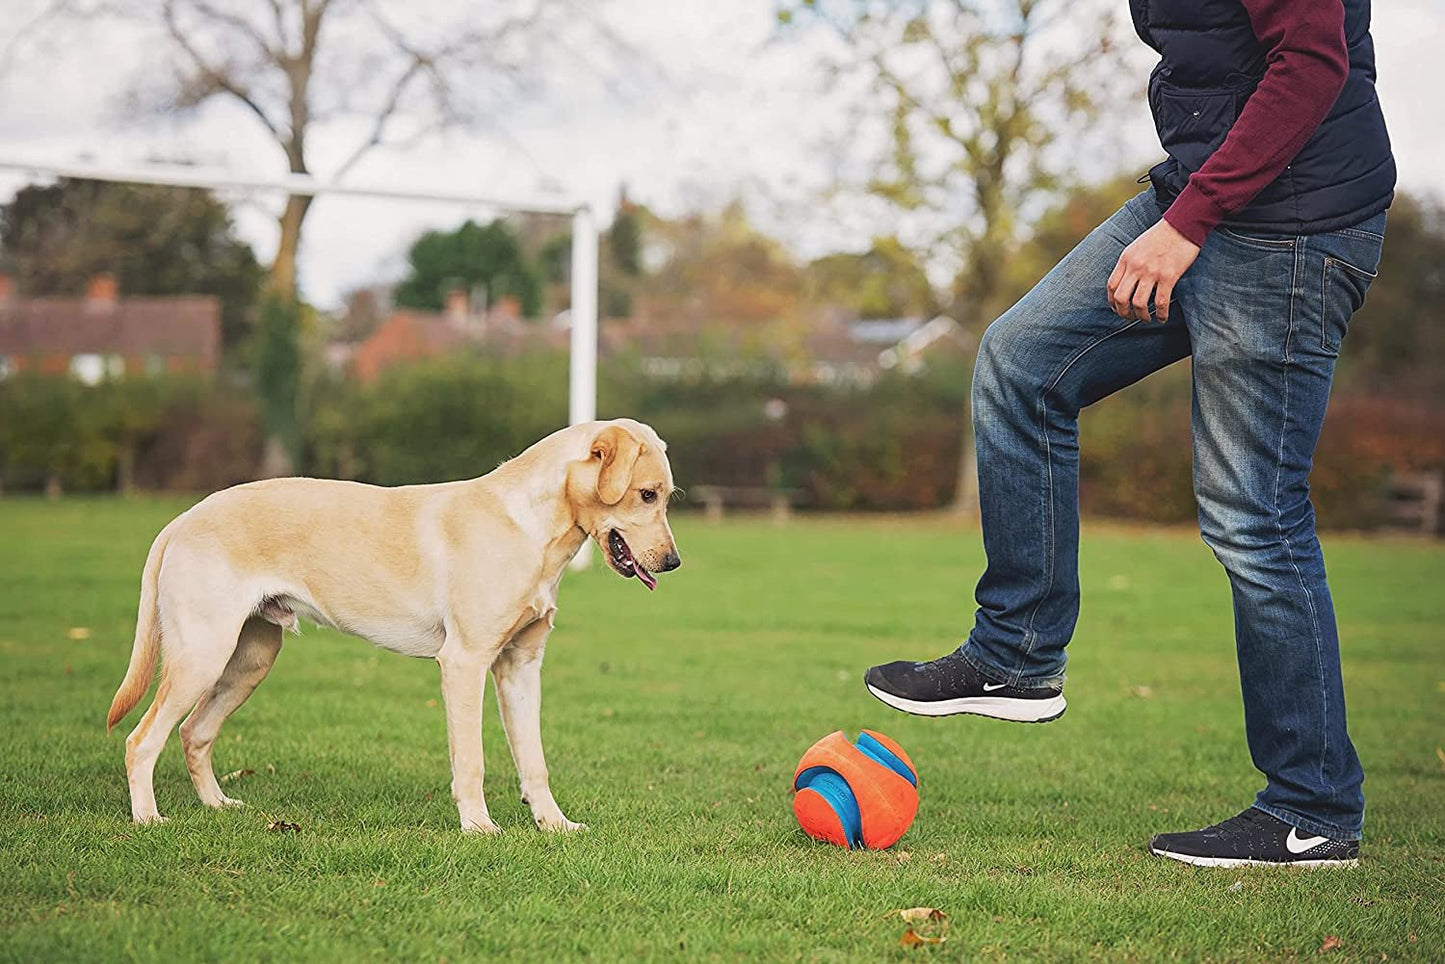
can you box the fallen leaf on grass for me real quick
[218,768,255,785]
[891,907,949,949]
[901,928,945,948]
[67,627,91,641]
[1131,685,1155,698]
[266,820,300,834]
[1320,935,1342,953]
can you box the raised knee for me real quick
[973,322,1026,409]
[973,322,1010,386]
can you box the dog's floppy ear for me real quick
[591,425,643,505]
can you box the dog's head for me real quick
[569,419,680,590]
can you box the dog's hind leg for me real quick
[181,617,283,809]
[125,602,241,825]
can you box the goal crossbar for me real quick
[0,156,580,215]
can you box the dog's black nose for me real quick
[659,551,682,572]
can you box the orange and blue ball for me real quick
[792,730,918,849]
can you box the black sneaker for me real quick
[1149,807,1359,868]
[863,649,1066,722]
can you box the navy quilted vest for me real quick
[1131,0,1395,234]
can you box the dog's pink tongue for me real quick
[636,566,657,591]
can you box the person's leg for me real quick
[866,192,1191,718]
[1149,213,1384,866]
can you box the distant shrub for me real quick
[0,373,262,494]
[5,351,1436,531]
[308,353,569,486]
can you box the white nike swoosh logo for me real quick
[1285,828,1329,854]
[982,683,1008,692]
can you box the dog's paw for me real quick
[133,813,169,826]
[535,814,587,833]
[461,817,503,835]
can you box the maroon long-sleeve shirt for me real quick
[1161,0,1351,246]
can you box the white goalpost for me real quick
[0,155,602,567]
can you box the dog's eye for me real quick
[640,489,657,503]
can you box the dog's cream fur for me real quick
[107,418,679,832]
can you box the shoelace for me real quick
[1208,809,1265,839]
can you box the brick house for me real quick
[348,290,568,383]
[0,274,221,383]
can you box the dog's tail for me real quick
[107,519,177,732]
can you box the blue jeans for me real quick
[961,191,1386,840]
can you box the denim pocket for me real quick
[1219,226,1298,252]
[1320,256,1376,356]
[1314,215,1384,356]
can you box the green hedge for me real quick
[4,355,1438,532]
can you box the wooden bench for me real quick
[1384,470,1443,536]
[691,485,804,523]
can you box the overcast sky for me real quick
[1,0,1440,309]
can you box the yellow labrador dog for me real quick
[107,418,680,833]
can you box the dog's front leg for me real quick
[492,618,584,832]
[436,641,501,834]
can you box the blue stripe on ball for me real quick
[854,732,918,786]
[794,766,863,848]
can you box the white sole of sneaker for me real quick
[866,684,1067,723]
[1149,847,1359,869]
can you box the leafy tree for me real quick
[0,178,263,351]
[394,219,541,318]
[806,236,938,319]
[779,0,1130,511]
[640,202,803,325]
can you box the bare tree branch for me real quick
[184,1,280,61]
[329,57,426,182]
[162,0,285,143]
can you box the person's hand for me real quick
[1106,220,1201,323]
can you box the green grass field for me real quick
[1,498,1441,962]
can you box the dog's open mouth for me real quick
[607,529,657,591]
